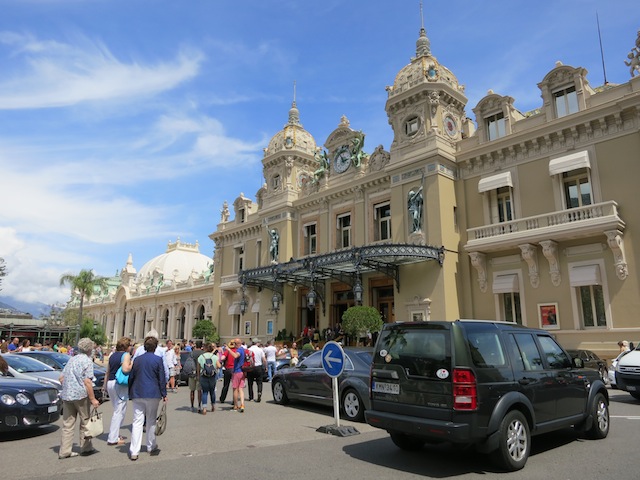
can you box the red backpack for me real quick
[241,348,255,373]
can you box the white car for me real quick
[607,352,628,388]
[1,354,62,391]
[616,349,640,400]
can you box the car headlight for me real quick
[15,393,30,405]
[1,394,16,405]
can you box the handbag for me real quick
[115,366,129,385]
[115,353,129,385]
[155,403,167,436]
[85,407,103,439]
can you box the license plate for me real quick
[628,385,637,391]
[372,381,400,394]
[48,405,58,413]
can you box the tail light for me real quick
[453,368,477,411]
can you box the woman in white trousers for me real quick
[103,337,133,446]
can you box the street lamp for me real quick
[271,291,280,313]
[239,295,248,316]
[353,278,364,305]
[307,289,316,311]
[9,323,14,340]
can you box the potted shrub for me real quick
[341,306,383,346]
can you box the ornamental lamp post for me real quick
[307,289,316,311]
[271,291,280,313]
[353,279,364,305]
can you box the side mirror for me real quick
[573,357,584,368]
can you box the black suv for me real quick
[365,320,609,471]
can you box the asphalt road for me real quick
[1,384,639,480]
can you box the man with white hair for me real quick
[133,330,169,383]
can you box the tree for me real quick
[341,306,383,346]
[0,257,6,291]
[59,269,108,339]
[192,319,219,344]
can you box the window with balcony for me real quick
[486,112,506,141]
[563,168,592,208]
[374,202,391,241]
[554,85,579,118]
[337,213,351,249]
[303,223,317,255]
[478,171,515,226]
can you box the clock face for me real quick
[443,115,458,138]
[333,146,351,174]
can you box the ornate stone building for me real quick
[78,239,214,344]
[209,26,640,361]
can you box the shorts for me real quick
[231,372,245,389]
[169,367,177,377]
[188,376,200,391]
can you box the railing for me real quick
[467,201,620,241]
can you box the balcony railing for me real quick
[466,201,623,251]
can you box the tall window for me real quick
[579,285,606,327]
[486,112,506,141]
[374,202,391,241]
[304,223,317,255]
[502,292,522,325]
[256,240,262,266]
[235,246,244,273]
[232,315,240,335]
[497,187,513,222]
[554,86,579,118]
[563,168,592,208]
[239,208,246,223]
[337,213,351,249]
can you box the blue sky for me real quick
[0,0,637,307]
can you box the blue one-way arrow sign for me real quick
[322,341,345,378]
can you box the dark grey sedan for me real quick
[271,347,372,422]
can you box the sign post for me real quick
[316,341,360,437]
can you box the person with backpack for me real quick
[197,342,221,415]
[184,340,204,412]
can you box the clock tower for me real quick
[385,23,468,167]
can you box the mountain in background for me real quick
[0,296,54,318]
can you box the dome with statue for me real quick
[264,99,317,157]
[136,239,212,285]
[390,27,463,95]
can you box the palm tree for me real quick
[59,269,108,343]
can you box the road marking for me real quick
[610,416,640,419]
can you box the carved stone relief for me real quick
[540,240,561,286]
[519,244,539,288]
[469,252,488,293]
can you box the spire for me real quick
[415,0,431,57]
[287,80,301,126]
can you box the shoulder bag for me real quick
[155,403,167,436]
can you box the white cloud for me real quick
[0,31,203,109]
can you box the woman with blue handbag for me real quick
[102,337,132,446]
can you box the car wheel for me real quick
[491,410,530,472]
[586,392,609,439]
[630,392,640,401]
[341,388,364,422]
[390,432,426,451]
[272,379,289,405]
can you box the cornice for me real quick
[457,100,640,178]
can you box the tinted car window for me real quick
[537,335,572,369]
[467,331,506,368]
[300,352,322,369]
[513,334,544,371]
[375,327,451,378]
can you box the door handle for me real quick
[518,378,533,385]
